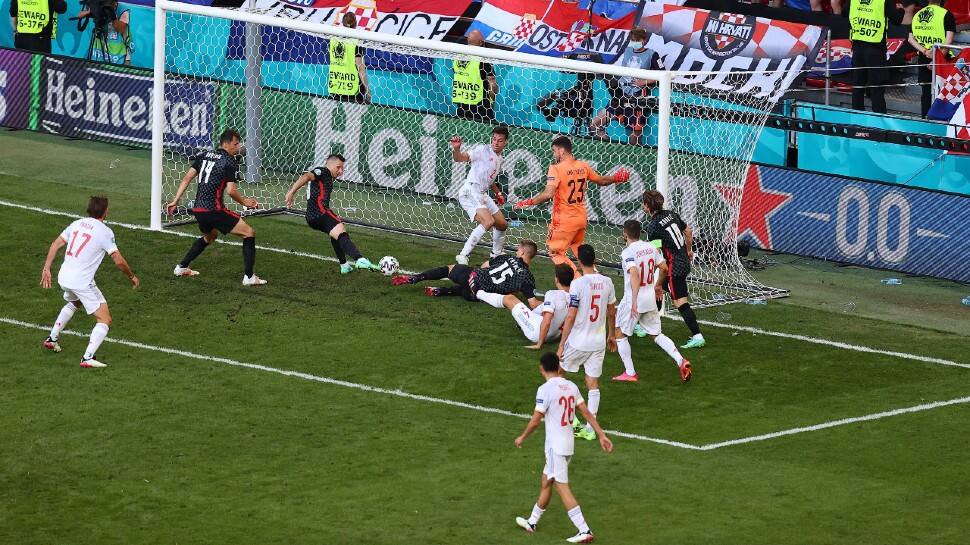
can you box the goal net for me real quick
[153,0,789,307]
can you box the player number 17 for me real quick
[65,231,92,257]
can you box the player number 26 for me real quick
[558,396,576,427]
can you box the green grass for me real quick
[1,129,969,545]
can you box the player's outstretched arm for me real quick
[40,236,67,289]
[284,173,313,209]
[110,250,139,288]
[515,179,556,208]
[514,410,544,448]
[527,312,555,350]
[489,182,505,206]
[450,135,470,162]
[576,402,614,453]
[165,167,198,214]
[590,167,629,186]
[655,262,668,301]
[629,264,641,317]
[557,307,578,358]
[227,182,259,210]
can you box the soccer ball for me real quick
[378,256,400,276]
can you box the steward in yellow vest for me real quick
[10,0,67,54]
[328,12,371,103]
[907,0,956,117]
[454,30,499,122]
[844,0,903,113]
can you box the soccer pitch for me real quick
[1,130,969,545]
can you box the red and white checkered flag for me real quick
[513,14,537,40]
[334,1,379,32]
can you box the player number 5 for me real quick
[558,396,576,427]
[589,294,601,321]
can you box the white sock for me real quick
[585,388,600,432]
[475,290,506,309]
[616,337,635,375]
[491,228,506,255]
[567,505,590,533]
[83,323,109,360]
[655,334,684,366]
[49,303,77,341]
[693,333,705,341]
[527,503,545,526]
[461,225,487,257]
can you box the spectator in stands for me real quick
[589,28,663,145]
[844,0,903,113]
[454,30,499,122]
[329,12,371,103]
[773,0,842,14]
[9,0,67,54]
[908,0,957,117]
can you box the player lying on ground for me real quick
[612,219,692,384]
[284,153,379,274]
[514,136,629,275]
[165,128,267,286]
[391,240,539,305]
[452,125,510,265]
[642,189,705,348]
[476,263,573,349]
[558,244,616,441]
[40,196,139,368]
[514,352,613,544]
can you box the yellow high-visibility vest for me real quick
[452,60,484,105]
[911,5,948,49]
[328,38,360,96]
[850,0,887,43]
[16,0,49,35]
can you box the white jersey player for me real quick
[40,197,139,368]
[613,220,691,383]
[451,126,510,265]
[557,244,617,441]
[475,263,573,348]
[514,352,612,543]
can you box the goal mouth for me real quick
[152,1,795,307]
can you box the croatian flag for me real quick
[926,48,970,121]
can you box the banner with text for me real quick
[639,3,824,102]
[0,48,31,129]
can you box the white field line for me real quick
[4,198,965,370]
[665,316,970,369]
[0,317,701,451]
[0,199,419,273]
[695,396,970,450]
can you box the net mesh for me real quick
[160,7,788,306]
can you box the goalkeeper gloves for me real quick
[514,199,536,209]
[614,167,630,183]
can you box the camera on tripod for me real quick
[75,0,118,28]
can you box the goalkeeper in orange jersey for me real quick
[514,136,629,275]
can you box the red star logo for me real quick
[714,165,792,249]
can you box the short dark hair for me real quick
[630,28,647,41]
[519,239,538,259]
[540,352,560,372]
[641,189,664,213]
[554,263,574,287]
[492,125,510,139]
[551,136,572,153]
[327,153,346,163]
[87,196,108,218]
[623,219,642,239]
[342,12,357,28]
[219,128,241,145]
[577,244,596,266]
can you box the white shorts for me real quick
[561,343,605,378]
[616,296,662,337]
[542,448,572,483]
[61,283,106,315]
[457,186,499,221]
[512,303,560,344]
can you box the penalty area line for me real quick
[0,317,701,451]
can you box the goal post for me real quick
[151,0,787,307]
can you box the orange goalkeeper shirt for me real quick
[548,158,598,227]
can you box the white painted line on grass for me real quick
[0,317,701,451]
[0,198,418,274]
[695,396,970,450]
[668,316,970,370]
